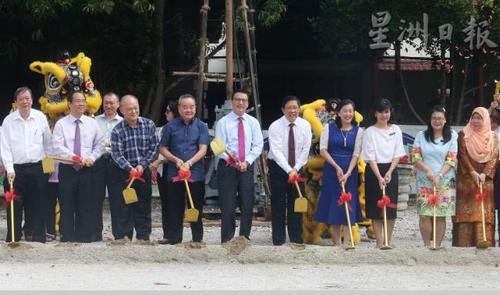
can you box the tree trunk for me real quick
[455,61,469,125]
[143,0,166,123]
[395,41,424,124]
[195,0,210,117]
[439,44,447,106]
[448,48,459,122]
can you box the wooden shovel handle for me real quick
[49,156,79,163]
[294,181,304,199]
[126,177,136,189]
[184,179,195,209]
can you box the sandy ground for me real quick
[1,200,500,290]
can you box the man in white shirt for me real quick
[93,92,123,241]
[53,91,104,242]
[1,86,52,243]
[268,96,312,246]
[215,90,264,243]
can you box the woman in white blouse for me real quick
[361,99,406,248]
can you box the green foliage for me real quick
[256,0,287,28]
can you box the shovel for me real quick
[42,156,81,174]
[429,186,440,251]
[380,186,392,250]
[476,182,490,249]
[122,175,138,204]
[210,138,238,164]
[7,179,20,248]
[292,176,307,213]
[340,182,355,250]
[183,178,199,223]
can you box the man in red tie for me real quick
[267,96,312,246]
[215,90,264,243]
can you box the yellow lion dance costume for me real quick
[29,52,102,119]
[29,52,102,235]
[300,99,374,244]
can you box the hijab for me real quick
[462,107,494,163]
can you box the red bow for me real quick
[337,191,352,208]
[225,152,238,166]
[288,173,307,183]
[125,169,145,184]
[172,168,193,182]
[475,192,485,203]
[377,195,397,216]
[72,155,82,163]
[2,190,21,208]
[428,193,439,206]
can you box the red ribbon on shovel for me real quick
[288,173,307,184]
[377,195,397,217]
[2,187,21,208]
[172,167,193,183]
[125,169,145,184]
[337,191,352,210]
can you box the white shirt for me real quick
[0,109,52,174]
[268,116,312,173]
[214,111,264,165]
[95,113,123,154]
[361,124,406,163]
[53,114,105,161]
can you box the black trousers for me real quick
[93,154,116,240]
[217,161,255,243]
[268,160,303,245]
[165,180,204,243]
[108,163,152,240]
[45,182,59,236]
[158,169,168,239]
[58,164,95,242]
[5,161,48,242]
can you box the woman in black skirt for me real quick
[361,99,406,248]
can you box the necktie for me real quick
[288,123,295,167]
[238,117,245,162]
[73,119,81,170]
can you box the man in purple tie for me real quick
[214,90,264,243]
[53,91,105,242]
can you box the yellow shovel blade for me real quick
[122,188,138,204]
[294,197,308,213]
[210,138,226,156]
[184,208,199,223]
[477,240,490,249]
[42,157,56,174]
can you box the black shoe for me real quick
[158,239,170,245]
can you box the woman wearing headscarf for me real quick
[452,107,498,247]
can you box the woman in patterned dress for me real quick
[413,106,458,248]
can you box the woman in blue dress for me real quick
[315,99,363,246]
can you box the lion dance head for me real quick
[29,51,102,119]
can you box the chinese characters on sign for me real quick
[368,11,498,51]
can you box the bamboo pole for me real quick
[195,0,210,117]
[225,0,234,100]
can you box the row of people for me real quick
[317,98,499,248]
[1,86,499,248]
